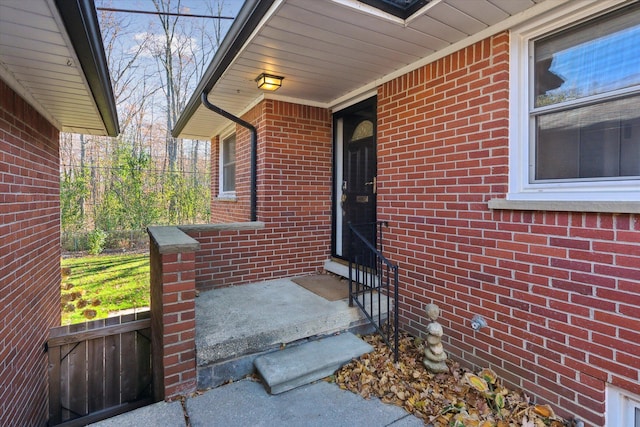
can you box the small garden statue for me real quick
[422,303,449,373]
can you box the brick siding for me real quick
[149,235,197,400]
[0,80,61,426]
[201,100,332,288]
[377,32,639,426]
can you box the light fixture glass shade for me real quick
[255,73,283,91]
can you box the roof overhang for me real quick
[0,0,119,136]
[173,0,573,140]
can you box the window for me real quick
[220,134,236,195]
[607,385,640,427]
[508,2,640,203]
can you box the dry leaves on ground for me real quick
[332,332,568,427]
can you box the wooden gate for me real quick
[47,311,153,426]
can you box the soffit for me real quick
[177,0,548,140]
[0,0,115,136]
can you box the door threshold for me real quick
[324,259,379,286]
[324,259,349,279]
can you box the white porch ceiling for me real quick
[175,0,557,140]
[0,0,115,136]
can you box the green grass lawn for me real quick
[60,253,150,325]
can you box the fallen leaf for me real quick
[333,331,568,426]
[478,368,498,385]
[465,373,490,393]
[533,404,555,418]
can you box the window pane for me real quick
[222,135,236,192]
[535,4,640,107]
[535,96,640,180]
[223,136,236,165]
[223,164,235,191]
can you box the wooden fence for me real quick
[48,311,154,426]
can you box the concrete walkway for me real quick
[90,378,424,427]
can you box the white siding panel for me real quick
[447,0,510,25]
[408,14,468,42]
[278,3,428,56]
[0,33,70,57]
[0,46,76,69]
[249,34,392,75]
[1,0,52,15]
[242,46,381,82]
[232,60,363,90]
[424,2,488,34]
[227,63,349,103]
[27,81,90,96]
[290,0,451,49]
[0,4,60,32]
[0,21,66,47]
[259,26,401,69]
[488,0,537,16]
[267,16,422,65]
[3,59,79,79]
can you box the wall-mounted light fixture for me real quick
[255,73,283,91]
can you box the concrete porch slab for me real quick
[196,278,366,365]
[195,277,389,389]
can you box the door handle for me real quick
[364,177,377,193]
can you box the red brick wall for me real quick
[0,80,61,426]
[377,32,639,426]
[149,236,197,400]
[198,100,332,288]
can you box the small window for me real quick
[606,385,640,427]
[220,134,236,194]
[509,2,640,203]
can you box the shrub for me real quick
[87,229,108,255]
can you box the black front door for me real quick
[335,98,377,259]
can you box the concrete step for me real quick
[195,278,390,390]
[254,332,373,395]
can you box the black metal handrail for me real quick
[348,222,399,362]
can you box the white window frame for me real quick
[507,0,640,203]
[606,385,640,427]
[218,132,236,198]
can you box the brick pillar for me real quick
[148,226,200,401]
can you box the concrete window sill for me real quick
[216,194,237,202]
[488,199,640,214]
